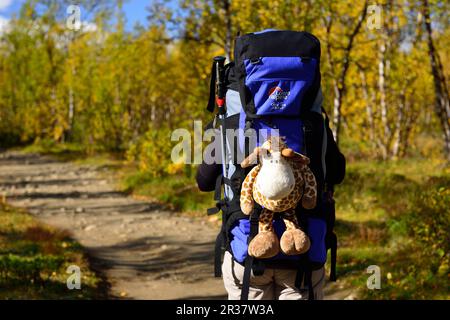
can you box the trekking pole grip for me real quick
[214,56,226,115]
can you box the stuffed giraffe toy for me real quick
[240,136,317,259]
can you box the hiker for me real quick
[196,30,345,300]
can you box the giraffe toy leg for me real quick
[248,209,280,259]
[280,209,311,255]
[240,165,261,215]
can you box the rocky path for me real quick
[0,151,225,299]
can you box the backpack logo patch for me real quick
[268,86,290,110]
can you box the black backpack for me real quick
[206,30,346,300]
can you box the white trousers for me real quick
[221,251,325,300]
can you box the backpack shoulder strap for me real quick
[240,205,262,300]
[321,107,346,188]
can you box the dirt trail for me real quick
[0,150,348,300]
[0,150,225,299]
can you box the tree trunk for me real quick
[378,41,390,141]
[422,0,450,160]
[331,0,369,145]
[359,68,375,142]
[67,85,74,140]
[400,102,416,157]
[392,89,405,158]
[222,0,232,61]
[66,62,76,142]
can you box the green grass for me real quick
[20,139,122,168]
[329,158,450,299]
[0,203,107,299]
[119,167,215,214]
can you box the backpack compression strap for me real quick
[321,107,338,281]
[240,206,261,300]
[329,232,338,281]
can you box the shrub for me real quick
[0,254,64,283]
[407,178,450,276]
[126,126,175,178]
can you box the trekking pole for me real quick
[209,56,228,276]
[214,56,229,199]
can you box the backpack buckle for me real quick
[244,120,253,132]
[207,200,226,215]
[206,207,220,215]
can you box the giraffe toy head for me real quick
[240,136,313,209]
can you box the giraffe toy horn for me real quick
[281,148,310,165]
[241,147,267,168]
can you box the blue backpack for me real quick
[206,30,346,300]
